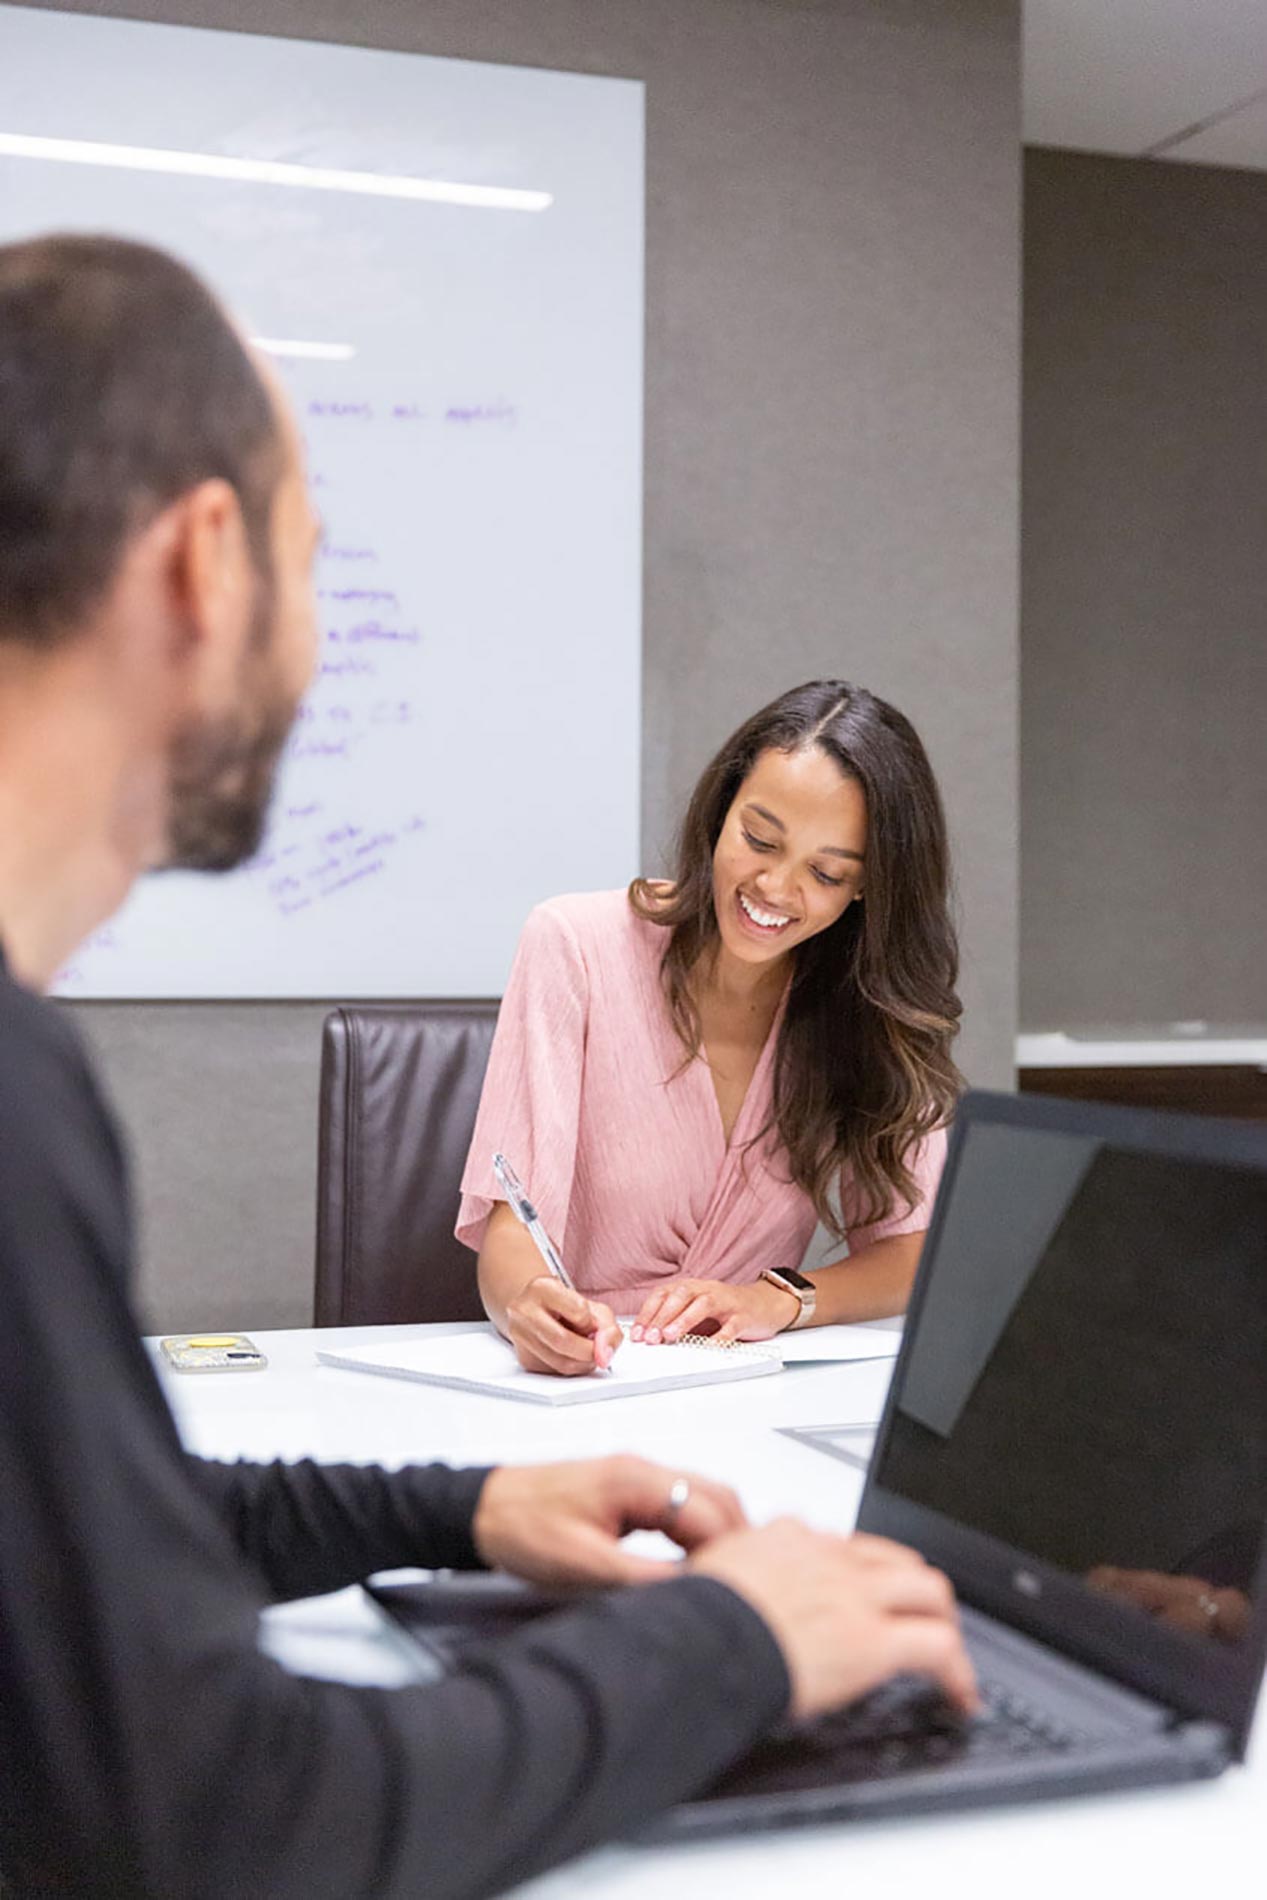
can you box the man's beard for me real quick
[162,588,300,873]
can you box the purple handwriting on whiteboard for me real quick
[320,657,378,679]
[445,399,517,427]
[306,397,514,426]
[56,807,430,959]
[285,699,418,758]
[319,586,399,607]
[345,622,421,646]
[289,858,385,911]
[308,400,373,420]
[325,622,419,648]
[253,804,427,918]
[52,925,120,988]
[54,369,484,965]
[291,736,351,761]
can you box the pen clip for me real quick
[493,1154,545,1234]
[492,1151,527,1214]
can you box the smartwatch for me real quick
[760,1266,817,1331]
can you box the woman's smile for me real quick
[736,888,796,937]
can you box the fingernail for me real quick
[665,1325,679,1341]
[630,1325,642,1340]
[647,1328,660,1344]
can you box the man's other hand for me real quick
[472,1455,748,1587]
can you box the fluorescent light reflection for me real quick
[251,337,356,362]
[0,132,552,212]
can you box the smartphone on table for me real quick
[159,1334,268,1373]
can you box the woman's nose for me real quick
[754,872,796,909]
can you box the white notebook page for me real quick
[316,1330,783,1406]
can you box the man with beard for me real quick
[0,234,974,1899]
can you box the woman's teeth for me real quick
[739,891,792,931]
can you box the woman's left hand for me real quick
[631,1275,800,1346]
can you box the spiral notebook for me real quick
[315,1329,783,1405]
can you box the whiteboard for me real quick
[0,7,643,996]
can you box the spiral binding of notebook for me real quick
[676,1334,782,1361]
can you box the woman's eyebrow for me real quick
[743,801,864,864]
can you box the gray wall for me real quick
[45,0,1020,1331]
[1021,148,1267,1031]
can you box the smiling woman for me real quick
[458,680,963,1376]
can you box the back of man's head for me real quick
[0,233,281,647]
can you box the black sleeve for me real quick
[187,1455,491,1599]
[0,978,791,1898]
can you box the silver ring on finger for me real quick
[665,1476,691,1520]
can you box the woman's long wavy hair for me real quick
[629,680,963,1239]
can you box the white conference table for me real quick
[152,1322,1264,1900]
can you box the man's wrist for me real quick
[386,1462,495,1572]
[469,1466,503,1568]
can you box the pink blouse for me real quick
[456,890,946,1316]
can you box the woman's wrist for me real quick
[757,1276,803,1333]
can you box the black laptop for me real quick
[371,1088,1267,1835]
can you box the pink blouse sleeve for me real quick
[455,903,589,1256]
[842,1122,949,1253]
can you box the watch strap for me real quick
[760,1268,817,1331]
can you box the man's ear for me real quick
[163,477,254,669]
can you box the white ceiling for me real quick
[1023,0,1267,172]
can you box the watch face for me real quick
[778,1269,814,1292]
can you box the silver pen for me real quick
[492,1152,576,1291]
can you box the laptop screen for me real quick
[872,1112,1267,1649]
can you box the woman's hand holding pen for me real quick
[505,1276,624,1377]
[479,1199,620,1374]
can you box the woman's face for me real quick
[711,744,867,970]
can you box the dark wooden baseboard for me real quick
[1019,1066,1267,1121]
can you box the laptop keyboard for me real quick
[811,1672,1086,1764]
[701,1674,1090,1801]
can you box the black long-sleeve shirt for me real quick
[0,952,789,1897]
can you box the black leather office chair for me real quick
[315,1002,499,1326]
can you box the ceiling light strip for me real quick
[0,132,552,211]
[250,338,357,361]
